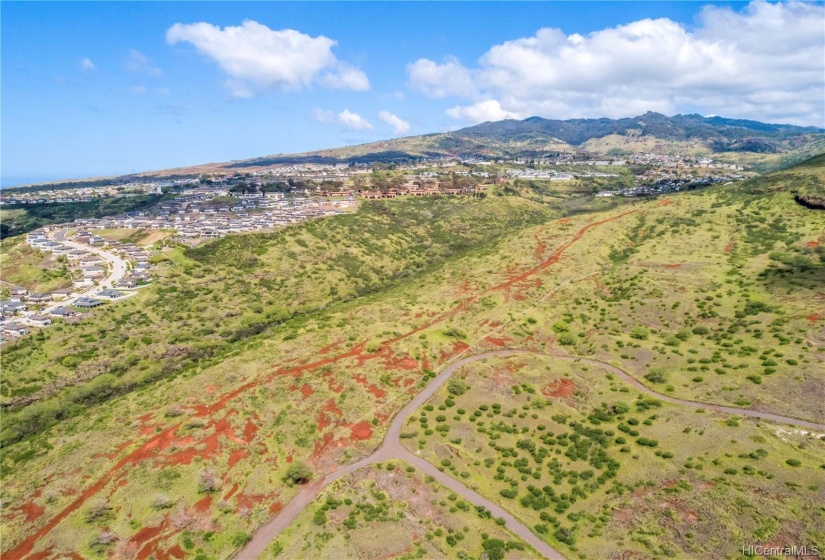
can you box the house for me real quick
[74,297,104,308]
[97,289,124,300]
[51,287,74,299]
[73,277,95,288]
[50,306,76,318]
[115,279,137,289]
[3,323,29,337]
[27,314,51,327]
[82,265,106,278]
[26,293,53,304]
[1,301,28,315]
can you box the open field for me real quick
[402,353,825,559]
[1,156,824,559]
[269,461,543,560]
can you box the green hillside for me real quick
[2,155,824,560]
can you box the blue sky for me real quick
[2,1,823,186]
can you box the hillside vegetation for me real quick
[1,155,824,560]
[0,196,554,446]
[0,194,168,239]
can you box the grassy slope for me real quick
[270,462,542,560]
[0,236,73,293]
[404,354,824,559]
[2,156,823,559]
[0,196,555,444]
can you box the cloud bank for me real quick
[312,108,373,130]
[408,1,824,126]
[167,20,369,97]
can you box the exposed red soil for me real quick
[660,199,671,206]
[322,370,345,393]
[349,421,373,440]
[366,384,386,398]
[725,242,734,253]
[542,378,575,398]
[285,451,294,464]
[484,335,512,348]
[5,210,638,560]
[488,321,502,328]
[663,264,681,269]
[167,545,186,559]
[807,314,821,322]
[440,340,470,361]
[317,398,344,431]
[807,241,820,248]
[193,495,212,514]
[269,501,283,515]
[205,385,219,394]
[236,490,267,512]
[19,501,46,523]
[558,218,570,224]
[384,355,419,371]
[133,523,166,560]
[299,384,315,399]
[228,448,249,469]
[223,483,240,501]
[513,293,527,300]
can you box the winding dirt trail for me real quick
[238,348,825,559]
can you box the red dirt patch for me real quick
[367,384,386,399]
[542,378,575,398]
[439,340,470,361]
[228,448,248,469]
[807,241,820,248]
[299,384,315,399]
[663,263,681,269]
[807,314,821,322]
[19,501,46,523]
[269,501,283,515]
[724,242,734,253]
[193,495,212,514]
[660,199,671,206]
[317,398,343,431]
[349,421,373,440]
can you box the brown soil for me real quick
[349,421,373,440]
[724,242,734,253]
[541,378,575,398]
[299,384,315,399]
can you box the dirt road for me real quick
[238,349,825,559]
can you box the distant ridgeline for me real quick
[228,112,825,169]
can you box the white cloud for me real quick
[407,57,476,98]
[445,100,516,123]
[378,110,410,134]
[125,49,162,77]
[166,19,369,96]
[313,108,373,130]
[80,58,96,71]
[410,1,824,126]
[131,84,147,95]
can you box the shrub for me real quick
[786,459,801,467]
[283,462,313,485]
[630,327,649,340]
[644,370,667,384]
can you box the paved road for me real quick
[238,349,825,559]
[39,230,131,313]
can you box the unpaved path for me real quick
[239,349,825,559]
